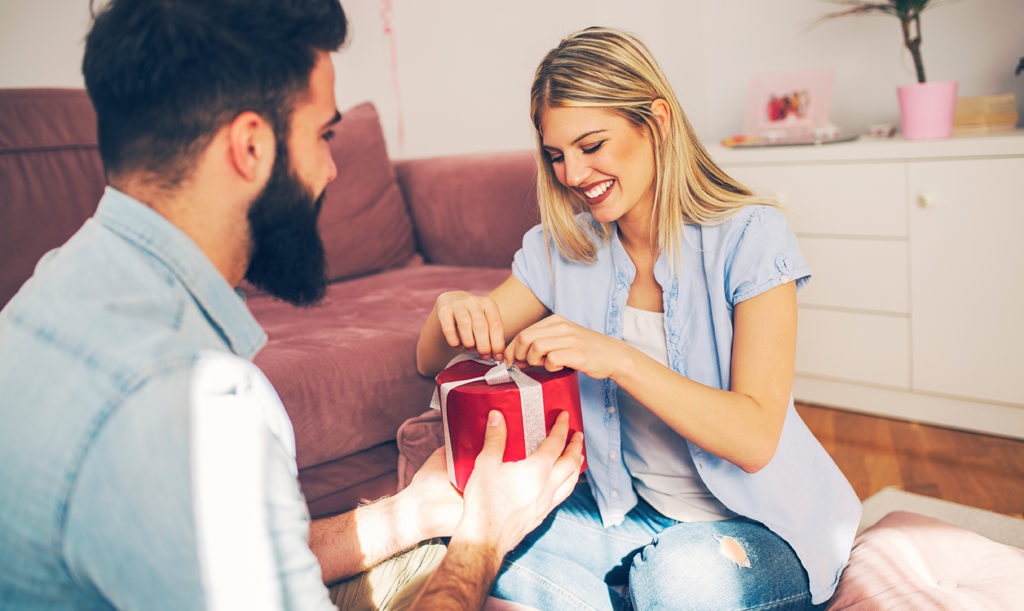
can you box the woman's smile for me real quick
[580,178,615,205]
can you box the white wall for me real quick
[2,0,1022,159]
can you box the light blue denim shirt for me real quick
[0,188,333,610]
[512,205,861,604]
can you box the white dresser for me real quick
[710,131,1024,439]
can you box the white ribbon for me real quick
[430,354,546,486]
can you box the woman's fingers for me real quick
[453,305,478,351]
[436,293,507,359]
[483,299,506,361]
[510,330,573,370]
[506,315,619,379]
[437,304,461,348]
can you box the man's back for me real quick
[0,189,329,609]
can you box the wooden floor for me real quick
[796,403,1024,519]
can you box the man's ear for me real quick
[650,98,671,136]
[227,111,275,183]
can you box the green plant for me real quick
[815,1,946,83]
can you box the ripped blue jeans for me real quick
[491,482,816,610]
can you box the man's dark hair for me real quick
[82,0,347,186]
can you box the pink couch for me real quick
[0,88,539,518]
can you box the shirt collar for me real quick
[94,186,267,359]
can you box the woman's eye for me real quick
[547,152,564,163]
[582,141,605,154]
[322,129,336,142]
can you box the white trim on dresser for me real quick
[711,131,1024,440]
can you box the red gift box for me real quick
[430,355,587,491]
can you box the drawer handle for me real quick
[917,193,937,209]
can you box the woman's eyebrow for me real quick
[544,129,608,151]
[571,129,607,145]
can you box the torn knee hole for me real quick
[714,535,751,568]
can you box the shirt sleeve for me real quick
[63,353,334,611]
[511,223,555,310]
[725,205,811,306]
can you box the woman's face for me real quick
[539,105,657,226]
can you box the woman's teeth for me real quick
[584,180,613,199]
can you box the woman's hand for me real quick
[434,291,507,361]
[417,275,547,377]
[505,314,626,380]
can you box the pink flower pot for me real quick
[897,81,958,140]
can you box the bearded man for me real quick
[0,1,582,609]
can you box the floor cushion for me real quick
[828,510,1024,609]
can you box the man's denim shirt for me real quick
[0,188,333,609]
[512,206,862,605]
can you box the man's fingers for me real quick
[475,410,507,468]
[549,431,584,481]
[530,411,571,461]
[550,467,581,507]
[542,431,584,506]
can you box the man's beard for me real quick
[243,142,328,306]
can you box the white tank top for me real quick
[617,305,735,522]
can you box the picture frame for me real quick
[744,69,835,142]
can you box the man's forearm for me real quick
[411,538,503,610]
[308,489,425,584]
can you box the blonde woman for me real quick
[416,27,859,610]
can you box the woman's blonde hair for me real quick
[531,27,766,263]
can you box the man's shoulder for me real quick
[17,217,184,310]
[1,219,216,395]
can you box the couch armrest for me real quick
[395,151,539,268]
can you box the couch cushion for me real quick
[827,510,1024,609]
[249,262,510,474]
[318,102,417,282]
[396,151,539,268]
[0,89,105,308]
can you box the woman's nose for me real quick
[563,153,590,187]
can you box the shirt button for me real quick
[608,406,616,414]
[610,490,619,498]
[609,451,618,460]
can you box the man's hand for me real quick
[456,409,584,557]
[403,446,464,539]
[411,410,584,609]
[308,448,462,584]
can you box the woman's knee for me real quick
[628,527,739,608]
[628,523,812,609]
